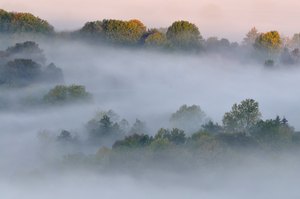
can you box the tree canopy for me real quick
[254,31,282,54]
[0,9,54,34]
[43,85,91,104]
[166,20,202,49]
[170,104,206,133]
[223,99,261,134]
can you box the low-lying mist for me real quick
[1,38,300,199]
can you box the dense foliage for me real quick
[0,9,54,34]
[166,20,202,49]
[0,41,63,87]
[43,85,91,104]
[2,9,300,66]
[48,99,300,170]
[80,19,146,45]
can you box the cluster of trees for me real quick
[0,9,54,34]
[85,110,147,146]
[43,85,91,104]
[3,8,300,66]
[79,19,146,45]
[53,99,300,170]
[78,21,300,65]
[243,27,300,66]
[0,41,63,87]
[55,99,299,155]
[79,19,202,50]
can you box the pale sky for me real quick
[1,0,300,41]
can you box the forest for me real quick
[1,8,300,67]
[1,7,300,199]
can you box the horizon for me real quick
[1,0,300,42]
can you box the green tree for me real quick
[0,9,54,34]
[223,99,261,134]
[201,120,223,134]
[250,116,294,149]
[43,85,91,104]
[155,128,186,145]
[79,21,104,38]
[113,134,153,149]
[102,19,146,45]
[87,114,123,145]
[166,20,202,49]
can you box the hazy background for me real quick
[1,0,300,41]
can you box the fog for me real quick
[1,38,300,198]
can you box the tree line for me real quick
[53,99,300,153]
[2,9,300,65]
[46,99,300,170]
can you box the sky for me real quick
[1,0,300,41]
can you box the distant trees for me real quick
[142,29,167,47]
[170,104,207,133]
[243,27,260,46]
[289,33,300,49]
[43,85,91,104]
[250,116,294,148]
[6,41,46,64]
[113,134,153,149]
[0,41,64,87]
[78,19,205,50]
[0,9,54,34]
[129,119,148,135]
[204,37,238,52]
[79,19,146,45]
[45,98,300,170]
[223,99,261,134]
[0,59,42,86]
[79,21,103,38]
[155,128,186,145]
[166,20,202,49]
[254,31,282,55]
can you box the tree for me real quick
[0,9,54,34]
[189,131,220,152]
[243,27,260,46]
[170,104,206,133]
[113,134,153,149]
[43,85,91,104]
[129,119,147,135]
[143,29,167,47]
[43,63,64,83]
[79,21,103,38]
[102,19,146,45]
[57,130,77,143]
[250,116,294,149]
[0,59,42,87]
[166,20,202,49]
[155,128,186,145]
[201,120,223,134]
[205,37,232,52]
[290,33,300,49]
[87,114,123,145]
[223,99,261,134]
[6,41,46,65]
[254,31,282,54]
